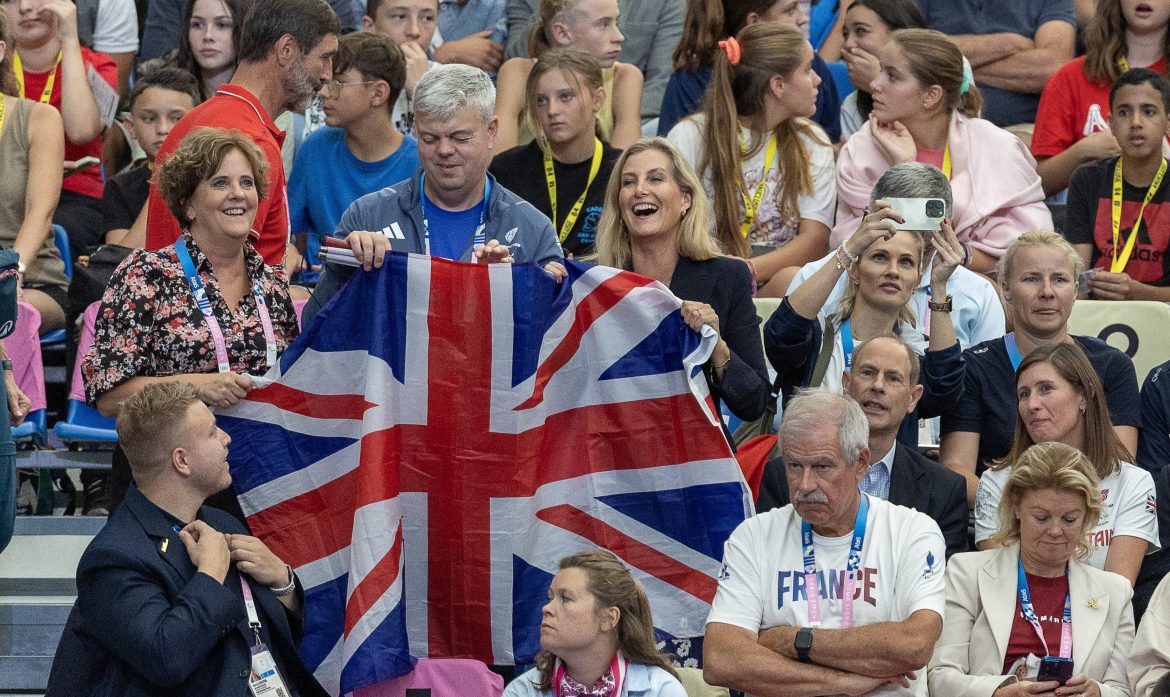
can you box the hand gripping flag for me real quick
[217,255,753,695]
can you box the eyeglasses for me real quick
[322,79,379,96]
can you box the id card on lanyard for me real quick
[239,577,293,696]
[546,138,603,244]
[12,51,62,103]
[419,174,490,256]
[737,126,777,239]
[801,493,869,627]
[1016,558,1073,659]
[1005,332,1023,371]
[175,239,277,373]
[1110,157,1167,273]
[553,653,627,697]
[840,318,856,370]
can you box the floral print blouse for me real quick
[83,233,299,405]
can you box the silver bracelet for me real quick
[271,564,296,597]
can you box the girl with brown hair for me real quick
[666,21,837,298]
[832,28,1051,273]
[489,48,622,257]
[493,0,642,151]
[657,0,842,141]
[504,550,686,697]
[973,342,1156,585]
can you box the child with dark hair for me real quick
[286,31,420,284]
[1067,68,1170,301]
[102,67,201,248]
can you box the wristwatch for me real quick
[795,626,814,663]
[928,294,954,313]
[0,360,11,372]
[271,564,296,597]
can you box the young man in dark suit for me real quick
[757,335,969,557]
[46,382,327,697]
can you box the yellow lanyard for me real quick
[0,95,5,141]
[738,125,778,239]
[941,141,952,179]
[12,51,62,103]
[1111,156,1167,273]
[545,138,603,244]
[1120,56,1130,72]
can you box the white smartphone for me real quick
[885,197,945,232]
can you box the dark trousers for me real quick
[52,190,104,260]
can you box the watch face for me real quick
[796,628,813,649]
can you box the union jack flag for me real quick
[217,255,753,695]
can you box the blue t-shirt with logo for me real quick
[288,127,420,282]
[422,194,486,260]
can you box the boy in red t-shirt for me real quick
[1,0,118,259]
[1067,68,1170,301]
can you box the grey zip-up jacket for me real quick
[305,169,562,324]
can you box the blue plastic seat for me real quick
[12,409,46,445]
[39,225,72,345]
[53,400,117,444]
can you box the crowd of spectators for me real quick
[12,0,1170,693]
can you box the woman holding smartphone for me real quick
[929,441,1134,697]
[763,162,964,447]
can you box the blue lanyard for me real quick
[419,174,490,256]
[175,238,276,374]
[1005,332,1023,371]
[840,317,855,370]
[801,492,869,627]
[1016,558,1072,658]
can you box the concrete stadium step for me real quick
[0,515,105,694]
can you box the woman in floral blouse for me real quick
[82,127,299,515]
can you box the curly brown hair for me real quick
[156,127,270,229]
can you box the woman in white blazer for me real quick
[928,441,1134,697]
[1129,573,1170,696]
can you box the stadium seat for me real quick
[1068,300,1170,384]
[38,225,72,346]
[352,658,503,697]
[677,667,730,697]
[752,297,781,336]
[53,302,116,445]
[52,225,72,281]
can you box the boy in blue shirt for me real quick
[287,31,421,283]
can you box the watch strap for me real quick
[795,626,813,663]
[928,294,954,312]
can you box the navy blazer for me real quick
[756,442,969,559]
[47,486,327,697]
[668,255,769,425]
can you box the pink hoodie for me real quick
[830,111,1053,258]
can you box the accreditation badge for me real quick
[248,643,292,697]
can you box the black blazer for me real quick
[668,255,769,424]
[46,486,327,697]
[756,443,969,558]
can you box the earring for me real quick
[680,208,689,218]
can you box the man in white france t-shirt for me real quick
[703,391,947,696]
